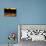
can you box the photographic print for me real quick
[4,8,16,16]
[18,24,46,41]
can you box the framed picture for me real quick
[18,24,46,41]
[4,8,16,16]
